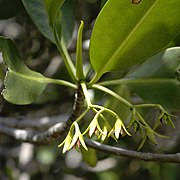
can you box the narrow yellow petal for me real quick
[101,125,108,141]
[62,132,73,153]
[79,134,88,151]
[89,117,98,137]
[69,122,80,150]
[114,119,122,139]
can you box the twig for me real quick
[0,115,68,129]
[86,139,180,164]
[0,84,84,144]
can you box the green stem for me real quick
[43,77,77,89]
[92,84,133,108]
[88,72,102,87]
[54,30,77,82]
[135,104,161,109]
[136,112,149,127]
[92,105,118,119]
[76,107,90,123]
[81,82,92,107]
[98,78,175,86]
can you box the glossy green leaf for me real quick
[89,0,180,84]
[43,0,76,81]
[0,36,46,105]
[22,0,54,42]
[44,0,64,28]
[22,0,75,44]
[60,0,75,45]
[126,47,180,111]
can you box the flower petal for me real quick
[62,131,73,153]
[79,133,88,151]
[101,125,108,141]
[69,122,80,149]
[89,116,98,137]
[114,119,122,139]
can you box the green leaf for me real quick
[0,36,46,105]
[22,0,54,42]
[22,0,75,44]
[89,0,180,84]
[81,147,97,167]
[43,0,76,82]
[126,47,180,111]
[58,0,75,45]
[76,21,85,80]
[44,0,64,28]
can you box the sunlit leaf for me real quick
[90,0,180,81]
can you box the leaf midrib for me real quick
[97,0,159,78]
[8,69,46,83]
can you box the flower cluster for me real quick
[59,108,130,153]
[58,121,87,153]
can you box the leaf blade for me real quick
[0,36,46,105]
[90,0,180,83]
[126,47,180,111]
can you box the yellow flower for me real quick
[58,121,88,153]
[109,118,131,139]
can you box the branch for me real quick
[86,139,180,164]
[0,115,68,129]
[0,84,84,144]
[0,123,66,144]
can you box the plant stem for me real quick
[54,29,77,82]
[59,39,77,82]
[43,77,77,89]
[135,104,160,109]
[81,81,92,107]
[92,105,118,119]
[92,84,133,108]
[76,107,90,123]
[98,78,175,86]
[88,72,102,87]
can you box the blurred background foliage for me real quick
[0,0,179,179]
